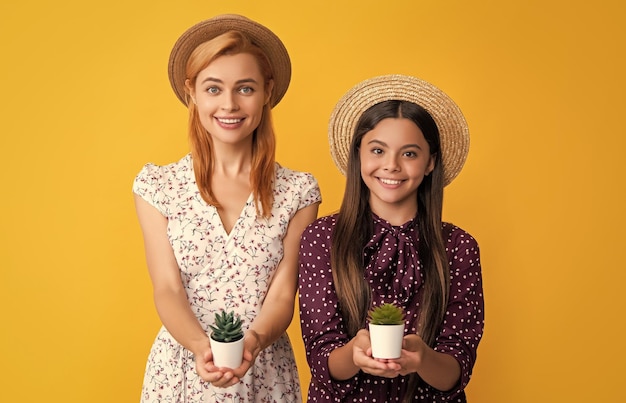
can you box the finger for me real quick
[210,371,234,387]
[205,364,219,372]
[232,360,252,378]
[202,370,224,383]
[402,334,422,350]
[355,355,389,371]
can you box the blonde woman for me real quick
[133,14,320,402]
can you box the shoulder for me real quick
[275,163,319,187]
[300,214,337,252]
[134,154,192,185]
[274,163,322,207]
[303,214,337,238]
[442,222,481,273]
[443,222,479,248]
[132,154,193,212]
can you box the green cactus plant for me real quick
[209,310,244,342]
[367,303,405,325]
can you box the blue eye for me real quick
[207,86,220,94]
[239,86,254,94]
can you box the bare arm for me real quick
[247,203,320,351]
[134,195,213,375]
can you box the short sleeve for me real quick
[132,163,169,217]
[296,172,321,211]
[275,166,321,217]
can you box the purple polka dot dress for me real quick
[133,154,321,403]
[298,213,484,402]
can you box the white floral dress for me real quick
[133,154,321,403]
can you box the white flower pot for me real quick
[209,334,244,369]
[368,323,405,359]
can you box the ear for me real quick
[184,79,196,104]
[265,79,275,105]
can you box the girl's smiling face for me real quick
[359,117,435,223]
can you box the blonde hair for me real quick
[185,30,276,217]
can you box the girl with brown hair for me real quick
[299,75,483,402]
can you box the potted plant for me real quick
[367,302,406,359]
[209,310,245,368]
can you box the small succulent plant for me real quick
[367,302,405,325]
[209,310,244,342]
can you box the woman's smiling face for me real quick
[190,52,271,147]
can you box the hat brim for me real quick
[328,75,470,186]
[168,14,291,107]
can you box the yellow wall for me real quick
[1,0,624,401]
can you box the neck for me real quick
[211,143,253,178]
[370,203,417,226]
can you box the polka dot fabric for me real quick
[133,154,321,403]
[298,214,484,402]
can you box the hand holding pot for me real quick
[352,329,401,378]
[195,345,239,388]
[390,333,427,376]
[229,329,263,380]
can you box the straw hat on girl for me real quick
[328,74,470,186]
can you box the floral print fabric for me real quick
[133,154,321,403]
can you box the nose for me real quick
[383,155,400,172]
[220,92,240,112]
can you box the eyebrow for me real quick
[366,139,423,150]
[200,77,260,86]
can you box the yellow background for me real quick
[1,0,624,401]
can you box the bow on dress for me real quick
[363,214,423,306]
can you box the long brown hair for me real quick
[330,100,450,400]
[184,30,276,217]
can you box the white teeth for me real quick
[380,178,402,185]
[217,118,242,124]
